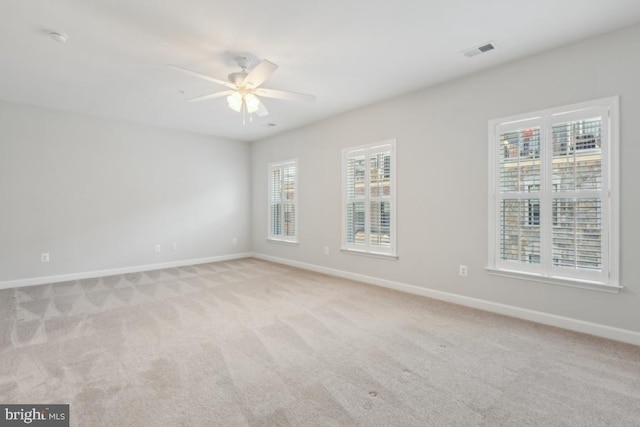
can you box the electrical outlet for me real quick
[324,246,329,255]
[171,243,177,251]
[41,253,50,263]
[232,238,237,245]
[154,244,161,253]
[459,265,468,277]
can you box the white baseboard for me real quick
[0,252,252,291]
[252,253,640,347]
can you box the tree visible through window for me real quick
[488,97,619,288]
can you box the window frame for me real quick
[268,159,298,244]
[487,97,620,292]
[341,139,397,258]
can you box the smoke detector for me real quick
[462,42,495,58]
[49,32,69,43]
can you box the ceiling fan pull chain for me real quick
[242,101,246,125]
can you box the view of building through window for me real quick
[489,97,618,286]
[499,119,602,270]
[343,141,396,256]
[269,160,297,242]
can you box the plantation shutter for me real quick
[345,150,366,247]
[269,160,297,242]
[343,141,395,256]
[497,120,542,272]
[282,163,297,238]
[548,111,606,277]
[491,99,615,287]
[270,167,282,237]
[369,147,392,250]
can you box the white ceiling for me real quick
[2,1,640,142]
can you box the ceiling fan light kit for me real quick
[244,93,260,113]
[168,56,315,123]
[226,92,243,112]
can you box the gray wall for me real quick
[251,24,640,333]
[0,101,251,282]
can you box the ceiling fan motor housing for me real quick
[228,71,248,85]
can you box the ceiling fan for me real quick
[167,57,315,120]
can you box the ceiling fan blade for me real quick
[256,101,269,117]
[244,60,278,88]
[166,64,236,89]
[187,90,235,102]
[254,88,316,102]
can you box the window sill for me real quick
[486,267,622,294]
[267,238,299,246]
[341,248,398,260]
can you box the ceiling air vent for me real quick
[462,42,495,58]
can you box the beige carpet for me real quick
[1,258,639,426]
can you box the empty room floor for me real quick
[1,258,639,426]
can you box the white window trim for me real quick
[487,96,620,292]
[341,139,397,258]
[268,159,298,244]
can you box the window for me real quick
[342,140,396,257]
[488,97,620,290]
[527,199,540,226]
[268,159,297,243]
